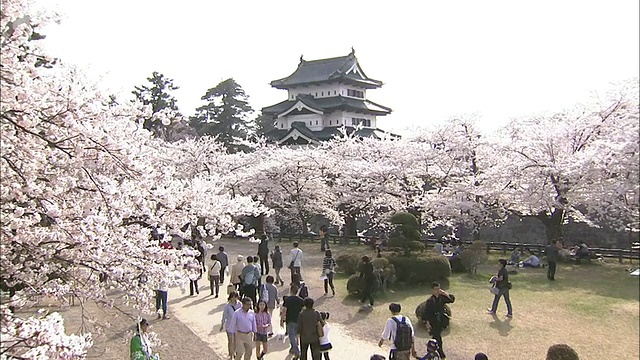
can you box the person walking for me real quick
[318,312,332,360]
[209,254,222,297]
[378,303,417,360]
[359,256,375,307]
[217,246,229,284]
[319,225,330,252]
[227,297,257,360]
[297,298,323,360]
[241,257,260,305]
[289,242,304,282]
[187,257,202,296]
[487,259,513,317]
[322,250,336,296]
[546,239,560,280]
[254,300,271,360]
[271,245,284,285]
[258,234,270,275]
[154,276,170,320]
[264,275,279,336]
[422,282,455,359]
[230,255,246,294]
[220,292,242,359]
[281,285,305,359]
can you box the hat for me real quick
[139,318,149,327]
[237,255,244,261]
[474,353,489,360]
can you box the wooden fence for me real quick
[272,233,640,263]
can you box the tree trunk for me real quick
[248,214,265,235]
[472,227,481,241]
[343,214,357,242]
[537,208,565,245]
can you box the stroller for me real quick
[415,339,441,360]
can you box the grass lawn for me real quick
[325,252,639,360]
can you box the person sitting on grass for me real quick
[520,251,541,268]
[508,247,521,265]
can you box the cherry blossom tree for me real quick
[0,1,262,358]
[487,81,639,243]
[410,118,506,241]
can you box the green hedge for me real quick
[336,254,361,275]
[386,254,451,284]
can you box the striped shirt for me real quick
[322,257,336,272]
[255,312,271,335]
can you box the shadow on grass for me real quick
[456,262,640,302]
[488,314,513,336]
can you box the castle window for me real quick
[281,123,284,128]
[347,89,364,98]
[315,92,318,97]
[334,90,337,95]
[321,91,324,96]
[329,121,332,125]
[315,120,318,125]
[351,117,371,127]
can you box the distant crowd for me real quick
[130,232,583,360]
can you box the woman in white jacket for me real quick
[319,312,332,360]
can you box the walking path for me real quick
[168,239,385,359]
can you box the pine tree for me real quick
[254,112,277,136]
[190,78,254,151]
[132,71,181,135]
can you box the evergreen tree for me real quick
[190,78,254,151]
[132,71,181,134]
[254,112,277,136]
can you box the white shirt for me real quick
[290,248,303,267]
[381,315,414,350]
[210,260,221,274]
[319,323,331,345]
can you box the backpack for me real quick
[298,283,309,299]
[259,284,269,303]
[243,269,255,285]
[391,316,412,351]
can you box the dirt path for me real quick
[169,238,387,360]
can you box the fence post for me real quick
[502,242,507,254]
[486,242,491,254]
[619,249,624,264]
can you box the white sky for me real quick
[37,0,639,135]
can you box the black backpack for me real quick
[391,316,412,351]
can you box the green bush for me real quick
[346,273,383,295]
[386,254,451,284]
[414,301,452,327]
[449,256,466,273]
[389,212,423,256]
[336,254,361,275]
[459,241,488,274]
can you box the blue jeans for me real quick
[287,322,300,356]
[155,290,168,315]
[490,289,513,315]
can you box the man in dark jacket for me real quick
[546,240,560,280]
[297,297,322,360]
[421,281,455,359]
[359,256,375,307]
[257,234,270,275]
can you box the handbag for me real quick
[226,284,235,295]
[490,286,500,295]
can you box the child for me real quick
[319,312,332,360]
[264,275,279,336]
[254,300,271,360]
[416,339,441,360]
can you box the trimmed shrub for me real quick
[459,241,488,274]
[414,301,452,328]
[389,212,423,256]
[386,254,451,284]
[449,255,466,273]
[346,273,382,295]
[336,254,361,275]
[346,257,396,294]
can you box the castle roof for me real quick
[264,121,399,145]
[262,94,392,117]
[270,51,383,89]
